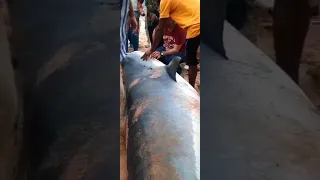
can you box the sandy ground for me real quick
[243,3,320,106]
[120,15,200,180]
[120,66,127,180]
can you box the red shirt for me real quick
[163,25,187,53]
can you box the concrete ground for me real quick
[243,2,320,106]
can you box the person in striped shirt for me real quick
[120,0,138,62]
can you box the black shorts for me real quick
[186,35,200,66]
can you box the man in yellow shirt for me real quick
[142,0,200,87]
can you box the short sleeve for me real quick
[159,0,170,19]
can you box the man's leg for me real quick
[186,35,200,87]
[201,0,229,58]
[226,0,248,30]
[273,0,310,84]
[131,11,140,51]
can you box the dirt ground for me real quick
[120,66,127,180]
[243,2,320,106]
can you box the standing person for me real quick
[145,2,164,48]
[127,0,145,51]
[150,19,186,74]
[120,0,138,61]
[226,0,248,31]
[141,0,200,87]
[273,0,310,84]
[145,0,159,43]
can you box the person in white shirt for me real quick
[126,0,145,51]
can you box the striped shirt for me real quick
[120,0,129,62]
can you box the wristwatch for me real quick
[160,52,164,56]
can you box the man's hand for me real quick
[141,49,153,60]
[150,51,161,59]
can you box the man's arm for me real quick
[162,44,182,56]
[138,0,145,15]
[128,1,138,32]
[162,27,186,55]
[151,0,171,51]
[151,18,169,51]
[129,0,135,18]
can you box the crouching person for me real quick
[150,19,186,74]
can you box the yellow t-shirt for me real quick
[159,0,200,39]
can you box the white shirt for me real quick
[131,0,139,11]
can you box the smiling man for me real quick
[141,0,200,87]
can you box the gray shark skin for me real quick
[121,51,200,180]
